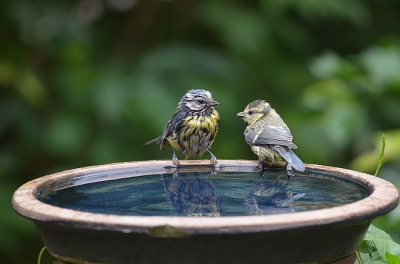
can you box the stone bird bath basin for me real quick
[12,160,399,264]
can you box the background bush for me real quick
[1,0,400,263]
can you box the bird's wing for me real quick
[274,146,305,172]
[144,107,188,149]
[244,125,297,148]
[161,107,187,138]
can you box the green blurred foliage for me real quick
[1,0,400,263]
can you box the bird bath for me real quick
[12,160,398,264]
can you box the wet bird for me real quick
[237,100,305,182]
[145,89,220,165]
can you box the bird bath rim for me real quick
[12,160,399,235]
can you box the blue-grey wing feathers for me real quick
[274,145,305,172]
[144,106,188,148]
[244,124,305,172]
[244,125,297,148]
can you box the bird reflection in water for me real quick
[162,167,221,217]
[246,175,305,215]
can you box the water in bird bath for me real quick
[37,166,369,217]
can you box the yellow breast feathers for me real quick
[181,112,219,136]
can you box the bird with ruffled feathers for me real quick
[145,89,220,165]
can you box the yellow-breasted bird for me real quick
[145,89,220,165]
[237,100,305,181]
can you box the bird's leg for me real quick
[172,150,179,166]
[258,158,265,171]
[257,158,265,177]
[285,163,294,186]
[207,150,218,164]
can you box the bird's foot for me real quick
[285,163,294,186]
[208,150,218,164]
[172,151,179,166]
[257,159,266,177]
[258,158,265,171]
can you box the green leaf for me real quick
[359,46,400,87]
[309,51,341,79]
[363,224,400,262]
[366,260,386,264]
[387,252,400,264]
[359,240,376,253]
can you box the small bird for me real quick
[237,100,305,182]
[145,89,220,165]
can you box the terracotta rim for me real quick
[12,160,399,234]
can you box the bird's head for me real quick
[237,100,271,125]
[181,89,219,114]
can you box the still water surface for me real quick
[38,168,369,217]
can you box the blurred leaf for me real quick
[351,129,400,173]
[15,69,48,107]
[365,260,387,264]
[310,51,342,79]
[93,69,128,124]
[200,2,270,56]
[279,0,370,25]
[387,252,400,264]
[0,62,48,107]
[360,46,400,87]
[0,61,16,86]
[44,115,89,157]
[137,44,238,82]
[58,42,92,65]
[303,79,352,110]
[303,79,366,148]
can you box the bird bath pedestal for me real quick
[12,160,399,264]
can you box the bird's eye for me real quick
[248,110,254,115]
[197,99,205,104]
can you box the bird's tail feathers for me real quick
[275,146,305,172]
[144,136,162,146]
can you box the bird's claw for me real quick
[258,158,265,171]
[172,151,179,166]
[285,163,294,186]
[208,150,218,164]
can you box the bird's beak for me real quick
[237,112,245,117]
[208,100,219,106]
